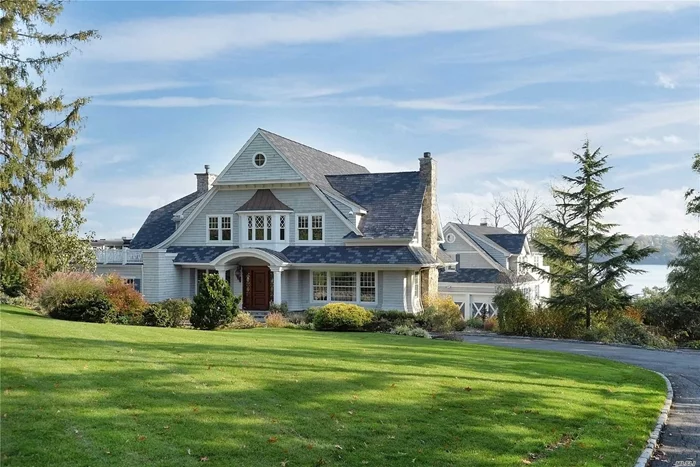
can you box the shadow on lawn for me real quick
[0,326,663,467]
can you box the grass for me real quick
[0,305,666,467]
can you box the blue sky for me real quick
[48,1,700,238]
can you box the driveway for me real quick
[458,334,700,467]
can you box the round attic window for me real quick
[253,152,266,167]
[446,233,456,243]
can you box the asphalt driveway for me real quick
[458,334,700,467]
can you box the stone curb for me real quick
[634,372,673,467]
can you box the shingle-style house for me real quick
[94,129,447,313]
[438,223,550,319]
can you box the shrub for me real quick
[525,307,577,339]
[580,324,614,343]
[268,302,289,316]
[610,317,675,349]
[286,312,307,324]
[265,312,287,328]
[493,289,531,335]
[313,303,373,331]
[104,274,148,324]
[191,274,240,330]
[363,310,416,332]
[296,322,314,331]
[304,307,322,323]
[417,295,462,332]
[38,272,115,322]
[639,295,700,344]
[227,312,259,329]
[143,299,191,328]
[682,340,700,350]
[391,325,431,338]
[484,317,498,332]
[465,317,484,329]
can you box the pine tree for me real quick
[667,153,700,298]
[531,140,655,328]
[0,1,98,285]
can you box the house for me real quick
[94,128,448,313]
[438,223,550,319]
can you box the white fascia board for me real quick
[154,185,220,249]
[309,185,362,236]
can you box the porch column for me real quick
[272,267,282,305]
[216,266,228,280]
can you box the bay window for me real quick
[241,213,289,245]
[207,215,232,243]
[311,271,376,304]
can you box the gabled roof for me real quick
[458,224,511,235]
[258,129,369,192]
[130,192,200,249]
[327,171,426,238]
[235,189,292,212]
[485,234,527,255]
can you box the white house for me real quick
[94,128,450,313]
[438,223,550,319]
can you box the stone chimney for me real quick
[419,151,438,300]
[195,165,216,195]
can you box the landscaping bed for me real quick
[1,305,667,467]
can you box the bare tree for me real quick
[450,202,476,224]
[502,189,543,234]
[483,195,507,228]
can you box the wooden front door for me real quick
[243,266,270,310]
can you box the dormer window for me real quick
[253,152,266,167]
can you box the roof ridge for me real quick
[326,170,419,178]
[258,128,368,172]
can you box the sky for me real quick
[43,0,700,239]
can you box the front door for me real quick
[243,266,270,310]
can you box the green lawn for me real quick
[0,305,666,467]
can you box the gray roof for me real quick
[281,246,437,265]
[236,189,292,212]
[327,171,426,238]
[458,224,511,235]
[439,268,510,284]
[485,234,526,255]
[259,129,369,192]
[130,192,201,249]
[166,245,436,266]
[168,246,237,263]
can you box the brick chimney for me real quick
[195,165,216,195]
[419,151,438,300]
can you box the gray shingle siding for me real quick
[459,252,493,269]
[216,134,303,183]
[142,251,181,302]
[463,231,508,267]
[169,188,352,247]
[381,270,406,310]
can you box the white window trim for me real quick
[252,152,267,168]
[446,232,456,243]
[205,215,233,245]
[309,270,377,305]
[296,213,325,244]
[238,213,290,246]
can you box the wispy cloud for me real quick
[615,162,688,181]
[656,72,676,89]
[83,2,693,62]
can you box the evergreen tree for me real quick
[531,140,655,328]
[1,1,98,288]
[668,154,700,298]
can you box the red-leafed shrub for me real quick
[104,274,148,324]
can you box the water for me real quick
[625,264,669,295]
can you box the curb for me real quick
[634,372,673,467]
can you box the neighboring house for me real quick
[438,223,550,319]
[94,128,448,313]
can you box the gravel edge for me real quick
[635,372,673,467]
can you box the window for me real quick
[207,216,232,243]
[360,272,376,303]
[312,271,327,301]
[311,271,377,304]
[297,214,323,242]
[253,152,266,167]
[279,215,286,241]
[330,272,356,301]
[446,233,456,243]
[247,214,274,241]
[125,278,141,292]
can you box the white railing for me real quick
[94,248,143,264]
